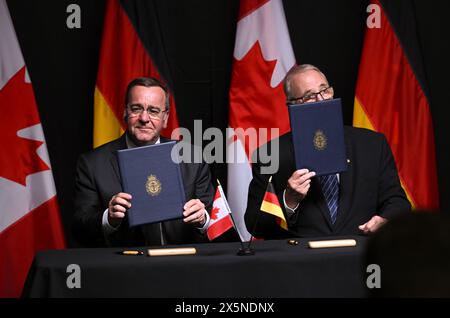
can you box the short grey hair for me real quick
[283,64,328,101]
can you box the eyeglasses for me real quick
[127,105,168,119]
[287,86,334,104]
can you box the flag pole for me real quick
[216,179,250,255]
[242,175,273,255]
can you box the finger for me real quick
[295,169,310,175]
[109,193,131,206]
[112,197,132,208]
[110,211,126,219]
[298,171,316,184]
[111,204,128,213]
[292,169,310,179]
[292,182,309,196]
[183,202,205,217]
[116,192,132,200]
[184,199,201,210]
[183,210,204,223]
[358,223,367,230]
[289,176,309,189]
[289,172,316,190]
[296,178,312,189]
[185,202,204,213]
[358,226,369,234]
[290,169,309,181]
[299,178,314,190]
[301,183,311,195]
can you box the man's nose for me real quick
[138,111,150,122]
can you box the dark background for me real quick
[6,0,450,246]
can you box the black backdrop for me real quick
[6,0,450,246]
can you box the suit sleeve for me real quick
[185,159,214,243]
[72,154,105,247]
[377,135,411,219]
[194,161,214,212]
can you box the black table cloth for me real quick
[22,236,369,298]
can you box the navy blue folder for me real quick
[117,141,186,227]
[288,98,347,176]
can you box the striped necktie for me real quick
[319,174,339,224]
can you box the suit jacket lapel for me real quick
[109,134,128,186]
[109,155,121,185]
[334,131,354,232]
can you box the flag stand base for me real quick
[236,247,255,256]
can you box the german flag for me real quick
[260,177,288,230]
[93,0,179,148]
[353,0,439,210]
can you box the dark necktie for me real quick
[319,174,339,224]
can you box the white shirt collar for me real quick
[125,134,160,149]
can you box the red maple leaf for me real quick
[229,41,291,158]
[0,67,49,185]
[210,206,220,220]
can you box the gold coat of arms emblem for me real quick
[146,175,162,196]
[313,130,327,151]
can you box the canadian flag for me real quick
[227,0,295,241]
[207,184,234,241]
[0,0,65,297]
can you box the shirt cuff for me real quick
[197,210,210,233]
[102,208,120,235]
[283,189,299,215]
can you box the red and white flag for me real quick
[227,0,295,241]
[0,0,65,297]
[207,183,234,241]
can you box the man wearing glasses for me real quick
[73,77,214,247]
[245,64,410,239]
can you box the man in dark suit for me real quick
[245,64,410,239]
[73,77,214,247]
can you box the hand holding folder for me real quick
[288,98,347,176]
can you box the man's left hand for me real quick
[358,215,387,234]
[183,199,206,226]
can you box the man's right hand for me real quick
[108,192,132,227]
[285,169,316,209]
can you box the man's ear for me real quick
[162,111,169,129]
[123,109,128,122]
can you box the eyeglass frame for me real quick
[126,104,169,119]
[287,86,334,105]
